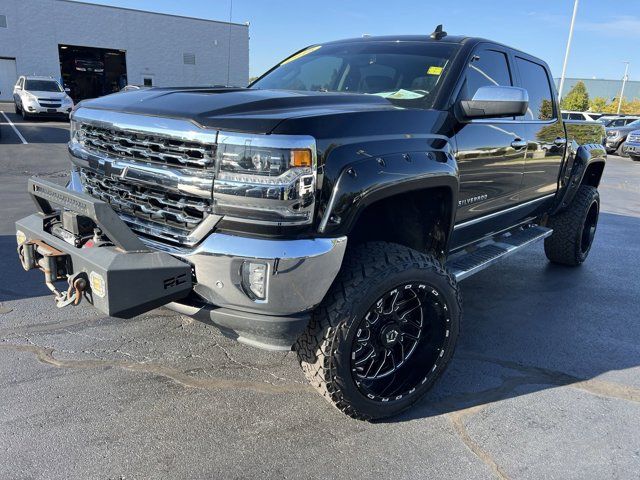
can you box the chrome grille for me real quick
[39,101,61,107]
[628,134,640,143]
[80,169,212,244]
[79,123,215,169]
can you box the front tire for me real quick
[14,102,20,114]
[21,108,29,120]
[630,155,640,162]
[544,185,600,266]
[296,242,461,420]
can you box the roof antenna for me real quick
[430,24,447,40]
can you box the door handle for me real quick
[554,137,567,146]
[511,139,527,149]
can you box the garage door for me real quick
[0,58,17,101]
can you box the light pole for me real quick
[617,61,630,115]
[558,0,579,101]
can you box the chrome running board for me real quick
[446,225,553,281]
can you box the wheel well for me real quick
[348,187,453,257]
[582,161,605,188]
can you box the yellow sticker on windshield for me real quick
[427,66,443,75]
[280,45,322,65]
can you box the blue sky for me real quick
[77,0,639,81]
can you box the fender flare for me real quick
[552,143,606,215]
[318,149,459,245]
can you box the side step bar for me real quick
[446,225,553,281]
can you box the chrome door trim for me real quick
[453,193,555,230]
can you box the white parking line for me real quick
[0,111,28,144]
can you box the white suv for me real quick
[13,76,74,120]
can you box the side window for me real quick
[569,113,583,120]
[516,57,555,121]
[460,49,512,101]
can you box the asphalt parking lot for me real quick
[1,101,639,479]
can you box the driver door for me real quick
[452,47,527,244]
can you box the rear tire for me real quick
[616,142,628,157]
[544,185,600,266]
[296,242,461,420]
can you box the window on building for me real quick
[183,53,196,65]
[143,77,153,87]
[0,15,7,28]
[516,57,555,121]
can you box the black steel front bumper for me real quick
[15,178,341,350]
[16,178,193,318]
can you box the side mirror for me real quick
[64,87,71,93]
[459,86,529,120]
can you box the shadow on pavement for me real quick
[2,213,639,421]
[0,235,51,301]
[380,211,640,422]
[0,107,70,144]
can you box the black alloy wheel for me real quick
[352,283,450,402]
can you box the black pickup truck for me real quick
[16,28,606,420]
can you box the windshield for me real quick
[251,41,460,109]
[627,119,640,128]
[25,80,63,92]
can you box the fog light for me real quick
[16,230,26,246]
[242,261,267,300]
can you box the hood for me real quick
[27,90,67,100]
[607,123,640,133]
[79,87,397,134]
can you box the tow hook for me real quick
[55,273,89,308]
[17,239,88,309]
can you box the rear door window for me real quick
[515,57,555,121]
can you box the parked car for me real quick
[603,116,640,128]
[74,57,104,73]
[605,118,640,155]
[561,110,602,122]
[119,85,151,92]
[622,130,640,161]
[15,30,606,420]
[13,76,74,120]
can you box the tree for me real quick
[539,99,554,120]
[560,81,590,111]
[589,96,608,113]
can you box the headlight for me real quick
[24,92,37,102]
[213,132,316,225]
[63,95,74,105]
[607,130,619,137]
[69,118,80,143]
